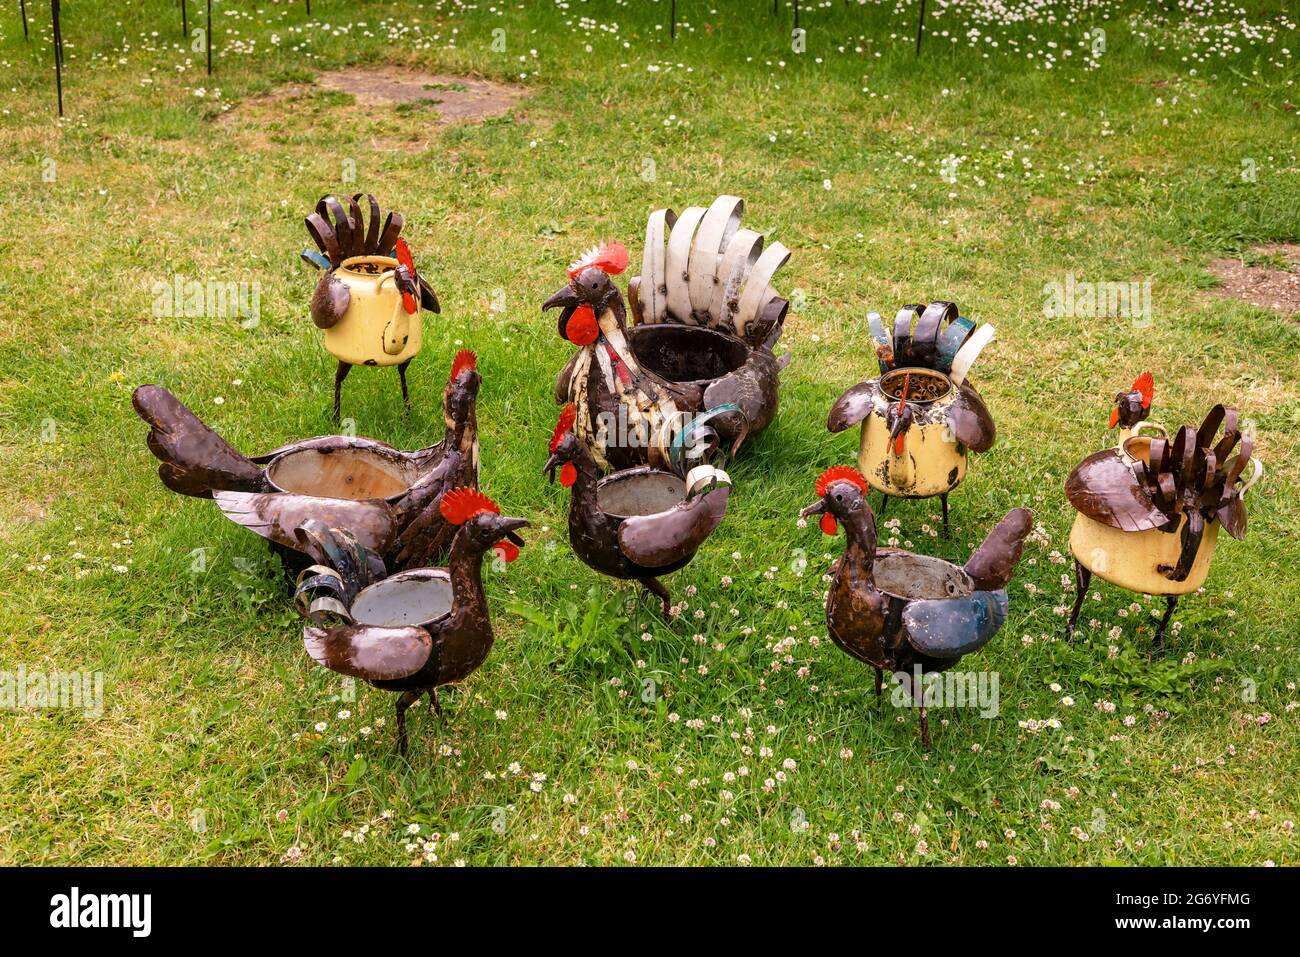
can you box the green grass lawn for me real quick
[1,0,1297,866]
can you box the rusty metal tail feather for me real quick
[132,385,266,498]
[963,507,1033,591]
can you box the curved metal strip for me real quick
[688,196,744,319]
[710,228,764,329]
[639,207,676,325]
[664,206,707,322]
[732,241,790,340]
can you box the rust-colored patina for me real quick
[543,404,731,616]
[827,302,996,533]
[1065,378,1262,648]
[301,193,441,417]
[293,490,528,754]
[802,465,1032,748]
[546,197,789,471]
[132,351,481,579]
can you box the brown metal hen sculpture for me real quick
[803,465,1032,747]
[544,404,732,615]
[293,488,528,754]
[1065,378,1262,648]
[133,350,481,580]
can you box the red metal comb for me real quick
[450,349,477,380]
[815,465,867,497]
[551,404,577,453]
[567,241,629,279]
[1133,371,1154,409]
[439,487,500,525]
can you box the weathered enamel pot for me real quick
[323,255,421,367]
[1068,428,1261,596]
[857,367,966,498]
[828,303,997,532]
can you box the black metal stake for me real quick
[20,0,29,40]
[180,0,187,38]
[794,0,799,30]
[205,0,212,75]
[670,0,675,40]
[915,0,927,56]
[51,0,62,116]
[306,0,311,16]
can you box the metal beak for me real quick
[542,284,579,312]
[543,453,561,483]
[800,500,826,519]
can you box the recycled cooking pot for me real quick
[1068,423,1263,595]
[858,367,965,498]
[323,255,422,367]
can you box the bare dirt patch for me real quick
[315,67,525,120]
[1208,244,1300,315]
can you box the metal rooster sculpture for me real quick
[132,350,481,580]
[544,404,732,616]
[802,465,1032,747]
[1065,378,1262,648]
[293,489,528,754]
[827,301,997,533]
[300,193,441,417]
[547,196,790,470]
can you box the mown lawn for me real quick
[0,0,1297,865]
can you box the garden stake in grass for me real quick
[544,403,732,616]
[51,0,62,116]
[1065,378,1263,649]
[133,350,481,582]
[180,0,187,39]
[206,0,211,74]
[300,193,441,417]
[549,196,790,472]
[293,492,528,755]
[20,0,28,40]
[827,301,997,534]
[802,465,1032,749]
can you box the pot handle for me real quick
[382,285,411,356]
[1240,456,1264,497]
[1131,420,1167,440]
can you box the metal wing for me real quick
[1065,448,1168,532]
[903,590,1008,658]
[946,381,996,453]
[827,380,881,433]
[303,624,432,681]
[213,490,394,553]
[617,484,731,569]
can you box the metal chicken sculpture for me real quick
[544,404,732,616]
[802,465,1032,747]
[293,489,528,754]
[1065,376,1262,648]
[300,193,441,417]
[827,301,997,533]
[547,196,790,471]
[133,350,480,580]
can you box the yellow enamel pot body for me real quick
[323,256,421,367]
[1069,512,1219,596]
[1066,427,1260,596]
[858,368,966,498]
